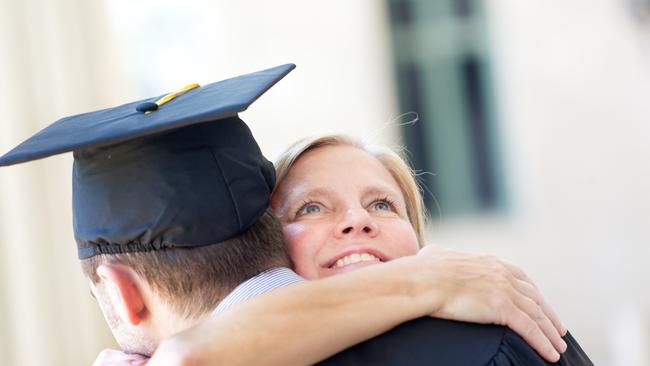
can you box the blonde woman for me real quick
[103,135,585,365]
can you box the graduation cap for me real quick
[0,63,295,259]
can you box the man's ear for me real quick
[96,264,147,326]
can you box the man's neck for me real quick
[146,304,215,350]
[144,267,300,351]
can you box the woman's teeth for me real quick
[332,253,380,268]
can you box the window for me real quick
[387,0,504,217]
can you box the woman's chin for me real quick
[323,260,383,276]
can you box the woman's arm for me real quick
[146,246,566,366]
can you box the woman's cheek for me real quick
[390,220,420,257]
[282,222,321,279]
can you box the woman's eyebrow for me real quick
[287,187,333,202]
[362,185,402,199]
[362,186,408,212]
[277,187,333,216]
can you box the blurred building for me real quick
[1,0,649,364]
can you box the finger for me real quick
[511,282,567,355]
[501,260,568,337]
[512,277,567,339]
[505,306,561,362]
[541,300,567,336]
[93,349,126,365]
[501,260,533,285]
[94,349,149,365]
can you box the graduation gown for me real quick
[317,317,593,366]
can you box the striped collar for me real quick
[212,267,304,315]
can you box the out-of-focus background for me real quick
[1,0,649,364]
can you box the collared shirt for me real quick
[212,267,304,315]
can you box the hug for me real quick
[0,64,592,365]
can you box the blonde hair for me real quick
[274,135,427,246]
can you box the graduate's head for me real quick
[83,208,288,355]
[271,135,426,280]
[73,117,292,354]
[74,114,293,353]
[0,64,296,355]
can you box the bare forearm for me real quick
[150,248,567,365]
[162,256,434,366]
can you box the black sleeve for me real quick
[318,318,594,366]
[488,329,593,366]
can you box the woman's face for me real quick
[271,145,419,279]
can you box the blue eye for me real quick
[304,204,321,213]
[373,201,390,211]
[297,203,321,216]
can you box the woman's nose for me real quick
[334,208,379,238]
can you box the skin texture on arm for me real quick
[148,255,431,366]
[147,247,566,366]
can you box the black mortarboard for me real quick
[0,63,295,259]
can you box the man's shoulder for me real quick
[318,317,593,366]
[318,317,504,366]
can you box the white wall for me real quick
[429,1,650,364]
[0,1,124,364]
[102,0,402,156]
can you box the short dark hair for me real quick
[80,209,290,318]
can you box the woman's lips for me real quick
[323,247,388,269]
[331,252,380,268]
[327,259,383,273]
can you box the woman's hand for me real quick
[92,349,149,366]
[415,245,567,362]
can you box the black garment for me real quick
[318,317,593,366]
